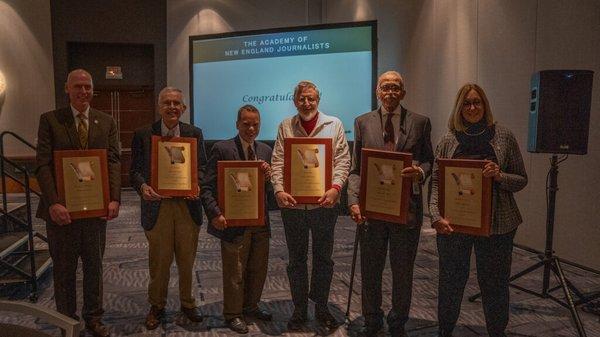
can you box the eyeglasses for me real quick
[462,100,482,109]
[379,84,403,93]
[160,100,183,108]
[296,96,317,103]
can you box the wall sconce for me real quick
[0,70,6,113]
[0,70,6,97]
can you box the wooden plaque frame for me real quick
[217,160,265,227]
[151,135,198,197]
[359,148,413,224]
[438,158,492,236]
[53,149,109,219]
[283,137,333,204]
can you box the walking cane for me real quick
[345,222,364,325]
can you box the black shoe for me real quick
[438,328,453,337]
[389,326,408,337]
[287,310,307,331]
[359,323,383,336]
[181,306,204,322]
[315,308,338,330]
[226,317,249,334]
[243,308,273,321]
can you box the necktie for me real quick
[247,145,256,160]
[384,113,395,146]
[77,113,88,149]
[166,128,175,137]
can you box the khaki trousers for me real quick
[221,227,269,320]
[145,199,199,309]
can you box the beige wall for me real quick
[402,0,600,269]
[0,0,55,156]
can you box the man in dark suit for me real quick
[347,71,434,337]
[201,104,273,334]
[35,69,121,337]
[129,87,207,330]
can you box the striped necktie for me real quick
[77,113,88,149]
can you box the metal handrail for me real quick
[0,207,29,229]
[0,156,41,197]
[0,130,39,300]
[0,131,36,150]
[0,130,37,215]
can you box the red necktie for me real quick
[384,113,395,145]
[247,145,256,160]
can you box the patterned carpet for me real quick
[1,190,600,336]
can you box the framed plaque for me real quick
[151,135,198,197]
[53,149,110,219]
[438,158,492,236]
[284,137,332,204]
[218,161,265,227]
[359,148,413,224]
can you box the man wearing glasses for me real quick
[347,71,434,336]
[270,80,351,331]
[130,87,207,330]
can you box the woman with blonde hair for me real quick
[429,83,527,337]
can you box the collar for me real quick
[70,104,90,119]
[238,135,254,151]
[380,104,401,116]
[161,119,180,136]
[292,110,333,127]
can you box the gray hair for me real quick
[158,86,186,105]
[377,71,404,89]
[293,80,320,100]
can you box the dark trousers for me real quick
[437,230,516,337]
[360,220,421,330]
[221,227,270,320]
[281,207,338,313]
[46,218,106,322]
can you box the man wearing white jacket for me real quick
[270,80,350,331]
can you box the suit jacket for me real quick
[201,136,273,242]
[347,106,434,227]
[129,120,207,231]
[35,107,121,222]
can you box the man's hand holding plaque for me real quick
[283,137,333,204]
[151,135,198,197]
[217,161,265,226]
[358,149,413,224]
[53,149,110,220]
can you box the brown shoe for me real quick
[85,320,110,337]
[145,306,164,330]
[181,306,203,322]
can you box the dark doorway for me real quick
[93,87,155,187]
[68,42,157,187]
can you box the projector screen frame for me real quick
[189,20,378,141]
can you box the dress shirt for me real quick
[239,136,255,160]
[161,120,180,137]
[380,104,402,146]
[70,105,90,130]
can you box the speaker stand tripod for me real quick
[468,154,587,337]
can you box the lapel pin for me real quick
[94,119,98,124]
